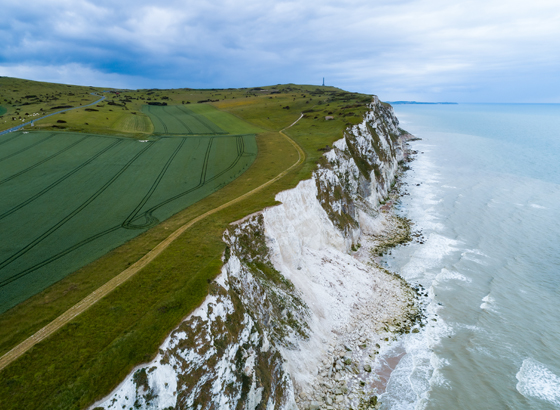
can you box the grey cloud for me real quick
[1,0,559,101]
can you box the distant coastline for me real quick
[387,101,458,105]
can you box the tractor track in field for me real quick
[0,135,246,287]
[0,139,123,221]
[0,114,305,373]
[0,225,122,288]
[169,106,195,134]
[130,135,247,226]
[0,143,154,273]
[146,105,227,136]
[176,105,227,134]
[121,138,187,229]
[0,135,90,186]
[145,106,170,134]
[0,133,21,147]
[0,133,56,163]
[163,107,193,134]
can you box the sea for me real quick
[378,103,560,409]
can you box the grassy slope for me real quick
[0,77,102,131]
[180,103,262,134]
[0,79,372,409]
[214,84,370,178]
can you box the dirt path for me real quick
[0,117,305,372]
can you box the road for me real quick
[0,114,305,372]
[0,93,106,136]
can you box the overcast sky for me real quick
[1,0,559,102]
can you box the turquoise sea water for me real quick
[380,104,560,409]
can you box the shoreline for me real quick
[91,100,424,410]
[351,134,429,403]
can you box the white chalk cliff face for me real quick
[92,97,420,410]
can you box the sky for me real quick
[1,0,560,102]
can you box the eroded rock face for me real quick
[315,97,408,241]
[92,97,419,410]
[92,215,305,410]
[263,185,418,410]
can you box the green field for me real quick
[0,80,376,409]
[0,107,6,116]
[142,103,262,135]
[0,130,256,313]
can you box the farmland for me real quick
[0,79,374,409]
[144,105,226,135]
[0,128,256,313]
[142,103,262,135]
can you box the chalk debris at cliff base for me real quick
[92,96,423,410]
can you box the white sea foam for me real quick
[429,367,450,389]
[466,344,494,358]
[529,203,546,209]
[391,104,560,410]
[480,293,495,311]
[465,248,487,257]
[400,234,459,281]
[516,358,560,406]
[434,268,471,284]
[462,253,488,266]
[380,354,418,410]
[379,299,454,409]
[380,144,463,410]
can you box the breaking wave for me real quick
[516,358,560,406]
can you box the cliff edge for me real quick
[92,97,420,410]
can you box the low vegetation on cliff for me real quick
[93,96,422,410]
[0,78,396,410]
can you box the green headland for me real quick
[0,76,374,409]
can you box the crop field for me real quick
[0,80,377,410]
[142,104,259,135]
[143,104,225,135]
[114,114,153,134]
[183,104,263,134]
[0,130,257,313]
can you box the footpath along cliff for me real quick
[92,97,422,410]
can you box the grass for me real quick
[0,130,256,313]
[0,131,296,409]
[31,103,152,138]
[0,77,102,132]
[142,105,221,135]
[0,78,377,409]
[182,103,262,135]
[215,84,370,179]
[113,113,153,134]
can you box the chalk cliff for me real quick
[92,97,420,410]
